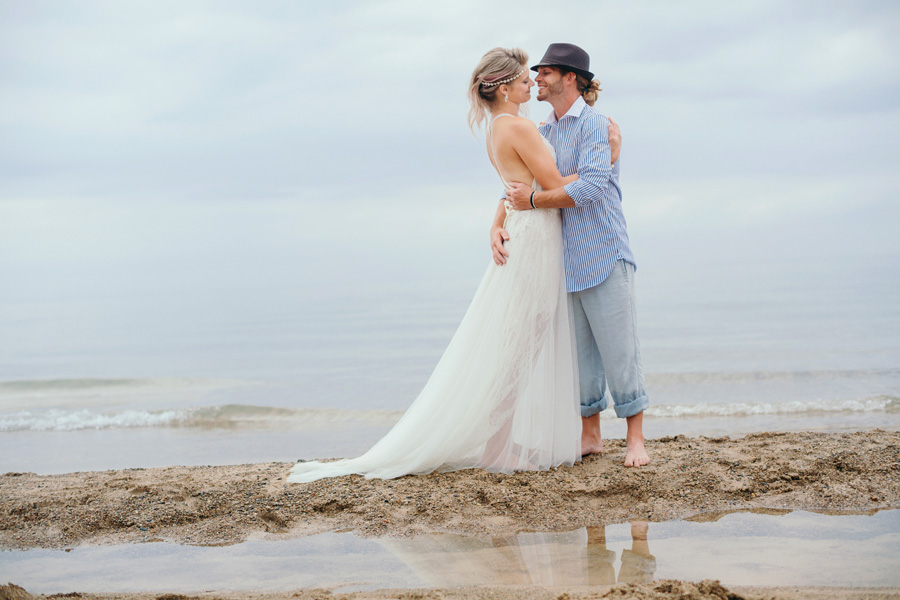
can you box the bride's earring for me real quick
[504,92,509,102]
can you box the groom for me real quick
[492,43,650,467]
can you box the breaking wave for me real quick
[0,404,405,432]
[643,395,899,418]
[1,397,896,432]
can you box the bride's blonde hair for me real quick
[467,47,528,132]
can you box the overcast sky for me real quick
[2,0,898,301]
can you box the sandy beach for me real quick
[3,581,900,600]
[3,430,899,599]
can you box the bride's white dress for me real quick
[287,117,580,482]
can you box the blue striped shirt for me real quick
[539,97,635,293]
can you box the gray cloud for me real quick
[1,0,897,294]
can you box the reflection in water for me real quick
[614,522,656,584]
[376,522,656,586]
[5,510,898,594]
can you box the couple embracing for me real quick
[288,43,649,484]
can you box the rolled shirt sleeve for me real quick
[562,113,612,206]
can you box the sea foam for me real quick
[1,397,895,432]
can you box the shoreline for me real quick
[2,430,898,550]
[2,430,899,600]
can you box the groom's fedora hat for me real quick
[531,43,594,81]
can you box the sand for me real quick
[3,581,900,600]
[2,430,899,599]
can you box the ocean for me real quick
[2,248,898,475]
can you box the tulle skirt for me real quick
[287,207,580,482]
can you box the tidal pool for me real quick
[2,509,898,593]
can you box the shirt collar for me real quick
[545,96,587,125]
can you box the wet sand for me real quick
[2,431,899,599]
[3,581,900,600]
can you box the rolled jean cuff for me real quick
[613,393,649,419]
[581,395,609,418]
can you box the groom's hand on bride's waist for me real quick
[506,182,533,211]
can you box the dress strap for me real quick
[486,114,516,189]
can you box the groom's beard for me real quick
[538,78,565,101]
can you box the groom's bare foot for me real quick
[624,437,650,467]
[581,414,604,456]
[624,411,650,467]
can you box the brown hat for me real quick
[531,43,593,80]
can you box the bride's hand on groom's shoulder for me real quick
[609,117,622,165]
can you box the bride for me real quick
[287,48,580,483]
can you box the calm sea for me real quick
[1,249,898,474]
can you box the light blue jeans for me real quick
[570,260,649,419]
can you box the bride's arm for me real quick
[508,115,620,210]
[511,119,617,189]
[505,119,577,191]
[514,122,609,186]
